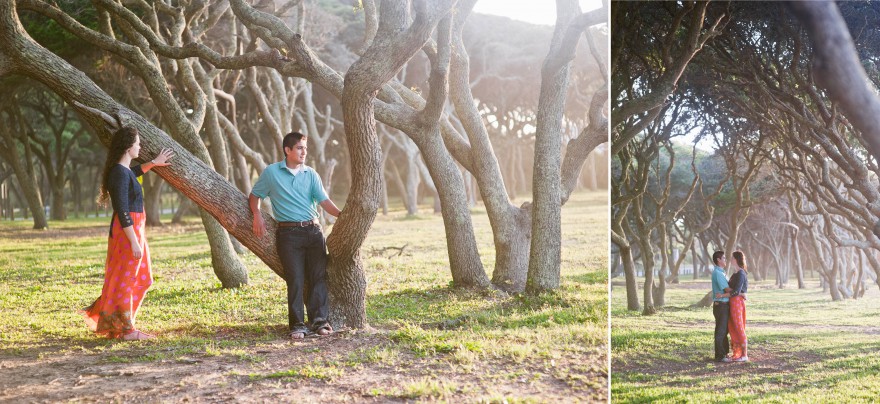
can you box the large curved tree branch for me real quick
[788,1,880,167]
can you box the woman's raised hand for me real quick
[151,148,175,166]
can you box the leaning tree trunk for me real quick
[691,291,713,308]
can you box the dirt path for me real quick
[0,331,606,402]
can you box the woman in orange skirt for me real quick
[82,127,173,340]
[726,250,749,362]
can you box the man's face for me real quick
[285,138,307,165]
[718,255,727,266]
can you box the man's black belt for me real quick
[278,220,316,228]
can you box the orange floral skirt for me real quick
[81,212,152,338]
[728,295,747,359]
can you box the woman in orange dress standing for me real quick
[726,250,749,362]
[82,127,173,340]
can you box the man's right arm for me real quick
[249,193,266,238]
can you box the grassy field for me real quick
[611,277,880,403]
[0,190,607,402]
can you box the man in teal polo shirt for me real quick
[249,132,342,340]
[711,250,731,362]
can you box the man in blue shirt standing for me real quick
[250,132,342,340]
[711,250,731,362]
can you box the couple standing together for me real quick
[83,129,339,341]
[711,250,749,363]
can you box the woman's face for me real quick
[127,135,141,159]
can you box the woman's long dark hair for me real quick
[97,127,138,206]
[733,250,747,272]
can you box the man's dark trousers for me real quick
[713,301,730,360]
[276,225,330,331]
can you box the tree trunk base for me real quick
[691,291,713,308]
[327,254,368,330]
[491,208,532,293]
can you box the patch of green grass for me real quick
[252,362,343,381]
[611,278,880,402]
[401,377,458,399]
[345,346,399,366]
